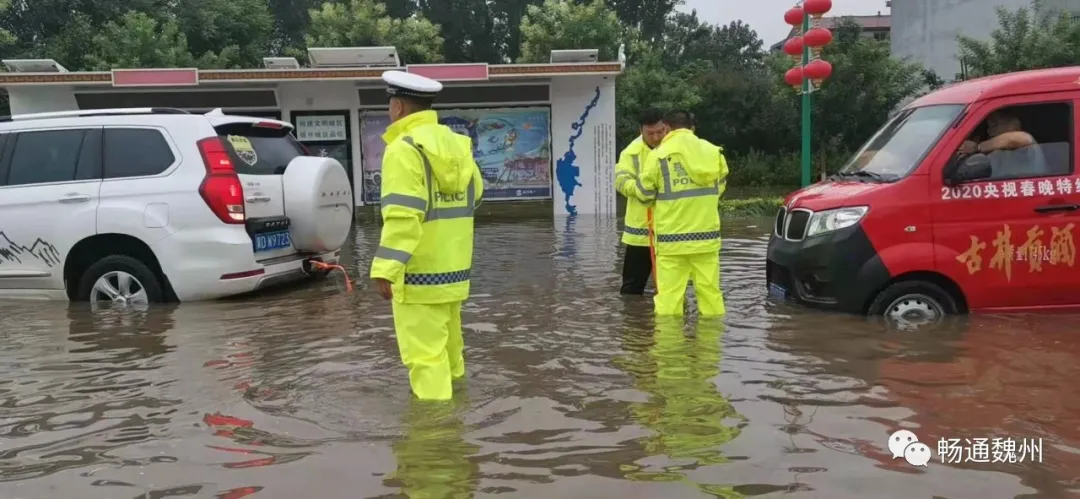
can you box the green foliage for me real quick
[957,1,1080,78]
[173,0,275,67]
[614,47,702,151]
[83,12,199,70]
[307,0,444,63]
[3,0,1070,188]
[718,197,784,218]
[518,0,622,63]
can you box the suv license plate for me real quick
[254,230,292,252]
[768,282,787,299]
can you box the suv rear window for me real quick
[214,123,305,175]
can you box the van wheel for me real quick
[868,280,959,328]
[76,255,165,307]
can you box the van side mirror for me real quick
[947,153,993,185]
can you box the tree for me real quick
[615,46,702,149]
[0,0,165,61]
[0,0,14,49]
[268,0,319,54]
[518,0,622,63]
[957,1,1080,79]
[419,0,501,63]
[173,0,274,68]
[490,0,544,63]
[306,0,444,63]
[662,14,765,72]
[82,11,198,70]
[607,0,682,43]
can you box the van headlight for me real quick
[806,206,869,237]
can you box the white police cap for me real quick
[382,70,443,100]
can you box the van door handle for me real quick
[245,196,271,203]
[1034,203,1080,213]
[57,194,90,204]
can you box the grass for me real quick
[719,197,784,218]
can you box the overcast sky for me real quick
[680,0,892,46]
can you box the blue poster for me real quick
[360,107,552,201]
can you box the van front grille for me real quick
[774,207,786,237]
[785,210,810,241]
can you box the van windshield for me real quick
[836,104,965,181]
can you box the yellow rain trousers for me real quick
[615,136,653,246]
[630,129,729,317]
[371,110,485,401]
[655,251,723,316]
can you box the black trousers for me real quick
[621,245,653,295]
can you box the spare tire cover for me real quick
[282,156,354,252]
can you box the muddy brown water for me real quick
[2,214,1079,499]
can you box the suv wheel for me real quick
[76,255,165,306]
[868,280,959,329]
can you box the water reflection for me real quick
[0,305,179,484]
[617,316,743,492]
[382,396,479,498]
[0,216,1077,498]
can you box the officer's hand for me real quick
[374,278,393,300]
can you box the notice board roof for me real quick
[0,62,624,88]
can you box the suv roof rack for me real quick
[0,107,191,123]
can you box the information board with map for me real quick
[360,107,552,203]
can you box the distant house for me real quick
[769,13,891,52]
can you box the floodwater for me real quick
[2,214,1080,499]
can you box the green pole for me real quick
[800,10,812,187]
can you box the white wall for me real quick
[276,82,364,207]
[549,75,617,217]
[7,86,78,115]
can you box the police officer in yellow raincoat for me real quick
[630,111,728,316]
[370,71,485,401]
[615,108,668,295]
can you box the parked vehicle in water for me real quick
[0,108,354,306]
[767,67,1080,326]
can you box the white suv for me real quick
[0,107,354,305]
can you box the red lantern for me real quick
[804,59,833,85]
[784,66,804,90]
[803,0,833,19]
[783,37,804,62]
[803,27,833,57]
[784,6,805,27]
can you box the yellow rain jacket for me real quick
[634,129,728,256]
[370,110,485,303]
[615,136,653,246]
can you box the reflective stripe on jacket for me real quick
[638,129,729,256]
[614,136,654,246]
[370,110,485,304]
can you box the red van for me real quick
[767,67,1080,325]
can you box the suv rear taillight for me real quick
[197,137,245,224]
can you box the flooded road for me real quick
[2,215,1079,498]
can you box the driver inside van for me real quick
[958,110,1047,178]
